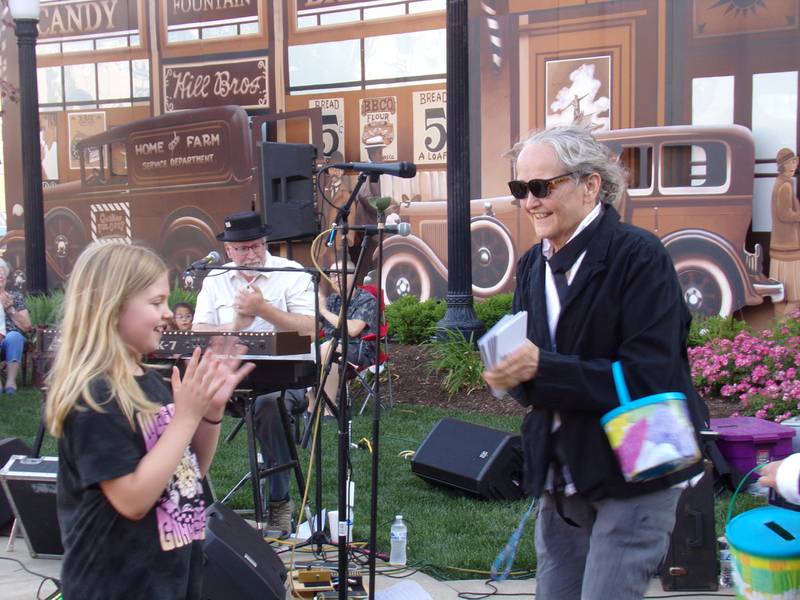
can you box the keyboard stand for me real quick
[220,389,306,532]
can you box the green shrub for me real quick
[425,329,486,398]
[25,291,64,327]
[688,315,749,347]
[169,285,198,311]
[474,293,513,330]
[735,393,796,422]
[385,295,446,345]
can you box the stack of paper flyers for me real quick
[477,311,528,398]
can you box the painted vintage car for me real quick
[1,105,322,290]
[372,125,783,317]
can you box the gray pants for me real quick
[534,486,681,600]
[253,389,306,504]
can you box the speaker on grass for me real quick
[411,418,524,500]
[0,455,62,557]
[0,438,33,532]
[201,502,287,600]
[259,141,318,242]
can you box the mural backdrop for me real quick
[0,0,798,317]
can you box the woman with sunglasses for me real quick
[484,126,707,600]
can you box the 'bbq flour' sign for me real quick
[359,96,398,161]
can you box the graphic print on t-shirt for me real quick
[138,404,206,551]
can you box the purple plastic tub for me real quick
[711,417,794,482]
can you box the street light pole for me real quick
[437,0,484,341]
[10,0,47,294]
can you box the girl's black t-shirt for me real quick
[57,370,206,600]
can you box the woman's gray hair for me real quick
[510,126,628,206]
[0,259,9,276]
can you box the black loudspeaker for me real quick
[259,141,318,242]
[0,438,33,532]
[201,502,287,600]
[659,462,718,592]
[0,455,62,557]
[411,418,524,500]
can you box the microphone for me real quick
[342,222,412,236]
[329,161,417,179]
[187,251,221,270]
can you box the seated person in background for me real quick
[193,211,315,536]
[171,302,194,331]
[0,259,31,394]
[310,259,378,414]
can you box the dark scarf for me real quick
[545,205,604,306]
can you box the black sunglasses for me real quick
[507,172,577,200]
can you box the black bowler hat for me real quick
[216,211,270,242]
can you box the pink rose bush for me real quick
[689,311,800,423]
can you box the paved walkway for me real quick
[1,533,737,600]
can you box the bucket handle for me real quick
[611,361,631,405]
[725,463,766,527]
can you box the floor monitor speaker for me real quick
[201,502,287,600]
[0,438,32,532]
[411,418,524,500]
[0,455,62,557]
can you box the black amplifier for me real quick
[0,455,63,558]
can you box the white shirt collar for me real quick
[542,202,602,260]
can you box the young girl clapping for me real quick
[45,243,254,600]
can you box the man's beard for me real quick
[238,260,264,279]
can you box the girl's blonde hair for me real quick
[45,242,168,437]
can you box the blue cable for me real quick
[490,497,537,582]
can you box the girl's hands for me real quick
[170,346,225,423]
[205,337,256,414]
[171,341,256,424]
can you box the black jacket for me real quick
[511,205,708,499]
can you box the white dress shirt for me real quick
[194,252,314,332]
[541,204,602,495]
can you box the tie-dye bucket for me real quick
[599,362,701,482]
[725,473,800,600]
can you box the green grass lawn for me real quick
[1,388,766,580]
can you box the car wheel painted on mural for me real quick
[0,229,71,292]
[672,254,738,317]
[161,213,219,290]
[0,231,29,292]
[45,207,88,282]
[470,217,515,297]
[382,250,433,303]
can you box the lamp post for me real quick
[437,0,484,341]
[9,0,47,294]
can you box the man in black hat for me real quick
[194,211,315,536]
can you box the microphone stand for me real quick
[328,211,387,598]
[332,172,372,598]
[193,170,378,597]
[367,210,387,599]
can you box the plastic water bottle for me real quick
[718,537,733,588]
[389,515,407,566]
